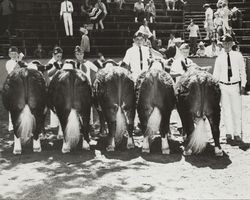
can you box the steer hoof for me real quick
[82,140,90,150]
[106,145,115,152]
[162,148,170,155]
[183,149,192,156]
[127,137,135,149]
[142,148,150,153]
[33,139,42,153]
[62,142,70,153]
[215,147,223,157]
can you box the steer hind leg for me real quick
[161,113,171,155]
[124,109,135,149]
[106,121,116,151]
[81,115,90,150]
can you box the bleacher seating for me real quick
[0,0,185,58]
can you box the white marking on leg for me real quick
[57,124,63,139]
[161,137,170,155]
[214,146,223,157]
[142,136,150,153]
[106,137,115,151]
[127,136,135,149]
[13,135,22,155]
[82,139,90,150]
[183,148,192,156]
[62,141,70,153]
[33,138,42,152]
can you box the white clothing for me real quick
[204,45,220,57]
[138,25,153,38]
[187,24,199,37]
[6,59,17,74]
[205,7,213,20]
[167,38,175,48]
[82,60,98,83]
[213,50,247,137]
[60,1,73,36]
[123,44,151,80]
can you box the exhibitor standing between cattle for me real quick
[213,34,247,142]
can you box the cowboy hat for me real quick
[173,37,184,43]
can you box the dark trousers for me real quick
[135,10,145,22]
[189,37,197,55]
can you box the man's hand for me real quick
[240,86,247,95]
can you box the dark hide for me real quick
[48,69,92,146]
[93,67,136,147]
[136,69,176,143]
[175,69,221,149]
[2,68,47,142]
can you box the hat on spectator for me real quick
[173,37,184,43]
[134,31,144,38]
[8,46,18,53]
[179,43,190,50]
[198,41,205,46]
[74,45,83,53]
[221,34,233,42]
[231,7,238,12]
[203,3,210,8]
[53,46,63,54]
[79,27,88,35]
[217,41,223,46]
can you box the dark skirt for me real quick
[88,7,104,23]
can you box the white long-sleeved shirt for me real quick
[213,50,247,86]
[60,0,73,16]
[5,59,17,74]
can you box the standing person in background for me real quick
[80,27,90,57]
[231,7,242,29]
[196,41,206,57]
[95,0,107,30]
[221,2,231,35]
[0,0,14,35]
[145,0,156,23]
[165,0,176,10]
[213,12,223,40]
[33,43,46,59]
[5,46,19,132]
[203,4,214,40]
[60,0,74,37]
[167,32,175,48]
[187,18,201,56]
[134,0,145,23]
[213,34,247,142]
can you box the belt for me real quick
[219,81,239,85]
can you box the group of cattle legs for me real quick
[2,64,223,156]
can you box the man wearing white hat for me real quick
[60,0,74,36]
[213,34,247,142]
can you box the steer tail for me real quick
[17,105,35,145]
[145,107,161,143]
[65,109,81,149]
[187,118,208,154]
[115,106,126,145]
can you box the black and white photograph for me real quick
[0,0,250,199]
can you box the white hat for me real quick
[173,37,184,43]
[231,7,238,12]
[79,27,88,34]
[198,41,205,46]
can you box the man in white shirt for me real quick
[213,34,247,142]
[60,0,74,36]
[203,4,214,40]
[122,32,151,81]
[187,19,201,56]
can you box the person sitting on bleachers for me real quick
[165,0,176,10]
[231,7,242,29]
[167,32,175,48]
[196,41,206,57]
[145,0,156,23]
[213,12,223,41]
[205,38,220,57]
[95,0,107,30]
[33,43,46,59]
[134,0,145,23]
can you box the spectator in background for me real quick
[175,0,186,10]
[33,43,46,59]
[187,18,201,56]
[213,12,223,40]
[165,0,176,10]
[0,0,14,36]
[88,4,105,30]
[80,27,90,57]
[231,7,242,29]
[145,0,156,23]
[60,0,74,37]
[196,41,206,57]
[115,0,125,10]
[95,0,107,29]
[203,4,214,40]
[134,0,145,23]
[221,2,231,35]
[93,52,106,69]
[167,32,175,48]
[80,0,91,23]
[217,0,228,8]
[205,38,220,57]
[138,19,153,38]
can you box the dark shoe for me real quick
[234,135,242,142]
[226,134,232,140]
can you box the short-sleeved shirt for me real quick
[5,59,17,74]
[187,24,199,37]
[134,2,144,11]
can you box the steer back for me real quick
[48,69,92,149]
[2,67,47,144]
[93,66,135,146]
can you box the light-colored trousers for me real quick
[63,13,73,36]
[220,83,241,136]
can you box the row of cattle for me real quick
[2,61,223,156]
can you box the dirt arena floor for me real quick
[0,94,250,200]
